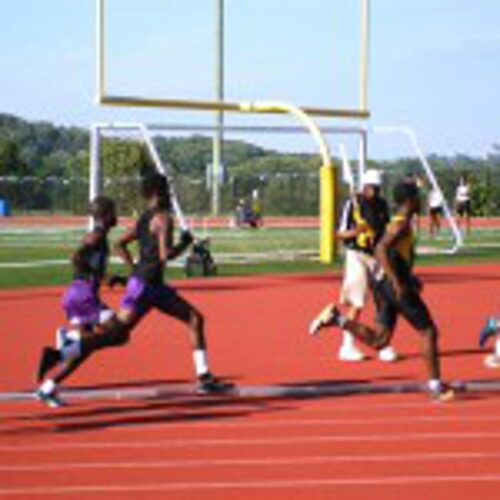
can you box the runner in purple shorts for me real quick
[35,196,124,407]
[36,172,233,401]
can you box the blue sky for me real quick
[0,0,499,158]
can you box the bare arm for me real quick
[336,225,366,241]
[114,225,138,273]
[82,231,101,247]
[151,213,170,264]
[374,219,407,298]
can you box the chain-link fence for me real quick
[2,166,500,217]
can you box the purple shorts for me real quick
[62,280,111,326]
[121,276,192,322]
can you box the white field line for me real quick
[3,431,500,453]
[2,474,500,496]
[1,451,500,473]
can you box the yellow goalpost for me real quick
[93,0,371,263]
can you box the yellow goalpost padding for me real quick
[320,164,338,264]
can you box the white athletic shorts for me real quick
[339,249,372,309]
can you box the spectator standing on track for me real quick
[310,170,398,363]
[455,175,472,234]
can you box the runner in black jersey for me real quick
[35,196,123,407]
[310,170,398,363]
[37,173,233,399]
[311,182,454,401]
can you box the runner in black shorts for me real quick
[311,182,454,401]
[37,172,233,397]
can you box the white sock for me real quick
[40,379,56,395]
[428,379,442,393]
[193,349,210,377]
[495,336,500,357]
[61,341,81,361]
[341,331,356,350]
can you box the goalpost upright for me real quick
[92,0,373,264]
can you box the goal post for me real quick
[94,0,371,120]
[90,106,340,263]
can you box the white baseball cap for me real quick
[362,170,383,187]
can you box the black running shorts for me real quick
[373,277,434,332]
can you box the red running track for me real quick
[1,264,500,498]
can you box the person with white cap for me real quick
[310,169,399,363]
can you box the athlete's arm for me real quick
[336,199,367,241]
[375,218,407,299]
[158,214,193,261]
[114,225,137,273]
[151,212,169,264]
[82,230,102,248]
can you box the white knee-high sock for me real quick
[193,350,210,377]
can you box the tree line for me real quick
[1,112,500,215]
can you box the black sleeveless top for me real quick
[339,196,390,254]
[73,227,109,287]
[134,208,170,285]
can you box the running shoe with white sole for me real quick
[35,387,65,409]
[430,387,456,403]
[484,354,500,369]
[479,317,498,348]
[196,373,236,395]
[378,346,399,363]
[338,345,365,362]
[309,304,341,336]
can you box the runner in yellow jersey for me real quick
[311,181,454,401]
[310,170,398,362]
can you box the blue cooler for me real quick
[0,199,11,217]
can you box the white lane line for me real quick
[2,431,500,453]
[2,451,500,473]
[83,413,500,434]
[2,474,500,496]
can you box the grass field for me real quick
[0,224,499,289]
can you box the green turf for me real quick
[0,225,499,289]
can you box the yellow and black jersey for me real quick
[387,214,416,283]
[338,195,390,254]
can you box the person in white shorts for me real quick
[455,176,472,234]
[310,170,398,363]
[428,188,444,239]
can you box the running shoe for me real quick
[35,387,65,409]
[429,383,456,403]
[338,345,365,362]
[479,318,498,348]
[484,354,500,369]
[309,304,341,336]
[196,373,235,395]
[36,347,61,383]
[379,346,399,363]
